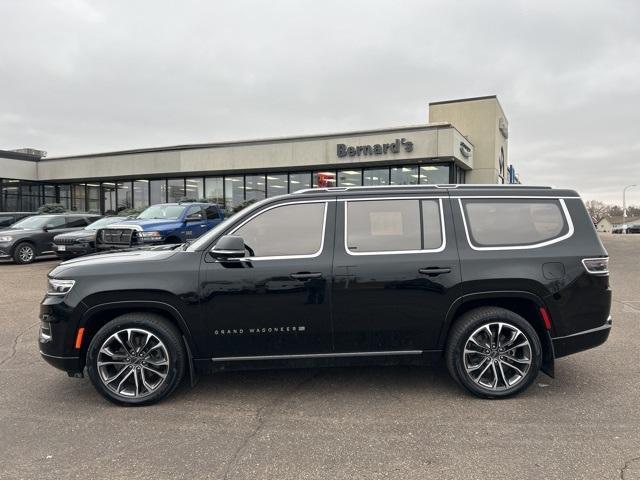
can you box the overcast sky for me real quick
[1,0,639,203]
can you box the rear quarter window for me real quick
[460,198,571,248]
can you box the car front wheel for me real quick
[446,307,542,398]
[86,313,186,406]
[13,242,36,264]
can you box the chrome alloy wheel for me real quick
[17,245,34,263]
[97,328,170,399]
[463,322,532,391]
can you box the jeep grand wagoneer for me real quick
[39,185,611,405]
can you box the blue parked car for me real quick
[96,202,224,251]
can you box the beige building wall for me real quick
[36,125,472,181]
[428,96,508,184]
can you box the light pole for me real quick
[623,184,636,234]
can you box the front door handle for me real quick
[418,267,452,277]
[290,272,323,280]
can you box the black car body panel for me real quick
[39,185,612,385]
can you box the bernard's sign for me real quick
[337,138,413,158]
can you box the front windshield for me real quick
[85,217,126,230]
[137,205,185,220]
[11,216,56,229]
[187,197,273,251]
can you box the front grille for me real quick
[55,237,79,246]
[100,228,135,245]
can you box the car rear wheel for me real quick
[86,313,186,406]
[13,242,36,264]
[445,307,542,398]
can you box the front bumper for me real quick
[53,243,93,258]
[38,295,85,375]
[552,316,612,358]
[0,241,14,257]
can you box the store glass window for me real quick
[205,177,224,206]
[72,184,86,211]
[58,184,72,210]
[289,172,311,191]
[20,182,42,211]
[133,180,149,209]
[116,181,132,212]
[420,165,450,184]
[363,168,390,186]
[245,174,266,201]
[185,177,204,201]
[43,185,57,204]
[225,176,244,210]
[87,183,100,213]
[338,169,362,187]
[1,179,19,211]
[150,179,166,205]
[313,171,336,188]
[102,182,117,214]
[390,166,419,185]
[167,178,185,203]
[266,174,287,197]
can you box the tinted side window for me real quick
[461,199,568,247]
[346,199,443,253]
[233,202,326,257]
[185,206,204,221]
[46,217,67,229]
[65,217,89,228]
[205,206,220,220]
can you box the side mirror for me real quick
[210,235,245,259]
[43,224,55,232]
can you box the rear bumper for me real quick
[552,316,612,358]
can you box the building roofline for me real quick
[428,95,498,106]
[0,150,42,162]
[43,122,464,161]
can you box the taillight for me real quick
[582,257,609,275]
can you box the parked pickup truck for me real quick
[96,202,224,250]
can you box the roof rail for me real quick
[294,184,551,194]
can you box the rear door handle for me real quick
[418,267,452,277]
[290,272,323,280]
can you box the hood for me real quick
[105,219,183,230]
[54,230,95,241]
[50,248,180,277]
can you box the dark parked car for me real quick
[39,185,612,405]
[0,213,101,264]
[0,212,33,228]
[96,202,224,251]
[53,216,127,260]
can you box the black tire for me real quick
[13,241,36,264]
[86,313,186,406]
[445,307,542,399]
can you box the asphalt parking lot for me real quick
[0,235,639,480]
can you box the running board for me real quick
[211,350,423,362]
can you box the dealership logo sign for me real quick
[337,138,414,158]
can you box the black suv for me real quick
[0,213,101,264]
[39,185,612,405]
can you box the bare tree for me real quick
[584,200,609,223]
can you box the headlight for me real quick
[47,278,76,296]
[138,231,163,240]
[0,236,12,242]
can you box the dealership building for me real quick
[0,95,515,214]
